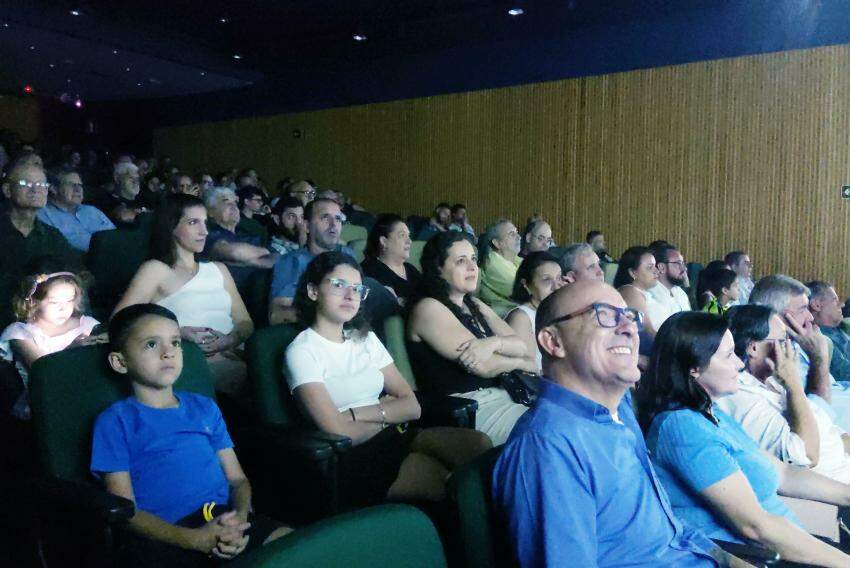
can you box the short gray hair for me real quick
[113,162,138,178]
[560,243,594,272]
[806,280,833,301]
[749,274,810,312]
[203,186,236,210]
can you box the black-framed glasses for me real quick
[545,302,643,330]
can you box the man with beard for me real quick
[585,230,616,264]
[268,196,305,256]
[647,243,692,326]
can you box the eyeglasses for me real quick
[534,235,556,246]
[295,190,317,198]
[326,278,369,300]
[662,260,685,269]
[14,179,50,191]
[760,335,789,345]
[545,302,643,330]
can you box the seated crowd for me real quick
[7,139,850,567]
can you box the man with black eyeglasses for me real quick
[493,280,749,567]
[649,242,692,323]
[268,198,354,325]
[0,164,82,325]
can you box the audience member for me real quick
[286,252,490,502]
[269,198,354,325]
[202,187,278,289]
[0,271,100,419]
[287,180,316,207]
[114,195,254,399]
[559,243,604,284]
[505,252,564,372]
[494,281,735,568]
[478,219,522,317]
[448,203,475,240]
[520,220,553,256]
[416,202,452,241]
[361,214,421,306]
[235,185,270,239]
[0,163,82,325]
[720,305,850,483]
[37,170,115,252]
[698,268,740,316]
[98,161,146,226]
[406,231,535,445]
[139,173,165,209]
[91,304,290,565]
[647,243,692,323]
[726,251,754,304]
[637,311,850,565]
[585,230,615,263]
[808,280,850,382]
[614,246,664,336]
[170,173,200,197]
[268,196,305,256]
[195,172,214,194]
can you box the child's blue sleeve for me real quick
[90,408,130,475]
[208,400,234,452]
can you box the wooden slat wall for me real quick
[154,44,850,294]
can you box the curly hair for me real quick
[293,251,370,336]
[409,231,487,325]
[13,272,84,322]
[634,311,727,434]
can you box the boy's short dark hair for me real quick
[109,304,179,353]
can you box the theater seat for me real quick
[408,240,426,271]
[602,262,618,285]
[340,224,368,244]
[86,221,152,318]
[348,238,367,263]
[230,504,446,568]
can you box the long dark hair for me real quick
[364,213,405,261]
[697,268,737,309]
[613,246,652,288]
[511,251,560,303]
[409,231,486,326]
[635,311,728,433]
[724,305,772,361]
[150,194,206,266]
[294,251,369,336]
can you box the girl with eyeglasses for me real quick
[286,251,490,503]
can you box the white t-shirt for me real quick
[647,282,691,327]
[284,328,394,412]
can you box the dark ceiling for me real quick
[2,0,702,102]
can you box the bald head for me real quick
[536,280,624,332]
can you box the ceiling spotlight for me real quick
[219,17,229,24]
[29,45,35,50]
[49,63,55,68]
[137,82,142,86]
[112,49,118,55]
[125,67,131,72]
[74,98,83,108]
[200,71,206,76]
[352,34,367,41]
[23,85,33,94]
[70,9,81,16]
[2,23,9,28]
[232,54,242,60]
[508,7,524,16]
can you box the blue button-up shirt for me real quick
[269,244,355,301]
[36,202,115,251]
[492,380,718,568]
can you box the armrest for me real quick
[416,392,478,429]
[34,476,135,525]
[712,539,779,566]
[246,424,348,461]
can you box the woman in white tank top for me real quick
[113,195,254,399]
[505,252,565,373]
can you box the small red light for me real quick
[23,85,33,93]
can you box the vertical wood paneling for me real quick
[154,44,850,294]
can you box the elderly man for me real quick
[478,219,522,317]
[37,170,114,251]
[97,161,145,225]
[748,275,850,430]
[0,164,82,324]
[493,280,743,567]
[203,187,278,289]
[726,251,754,304]
[287,180,316,207]
[559,243,604,284]
[808,281,850,382]
[268,198,354,325]
[648,243,692,323]
[169,173,199,197]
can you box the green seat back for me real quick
[602,262,618,285]
[29,342,214,482]
[348,238,367,263]
[340,224,368,245]
[232,504,446,568]
[87,224,152,315]
[245,323,304,426]
[383,315,416,389]
[244,269,273,330]
[408,241,426,271]
[449,446,515,568]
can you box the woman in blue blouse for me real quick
[635,312,850,567]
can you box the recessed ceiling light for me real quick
[200,71,206,76]
[137,82,142,86]
[352,34,367,41]
[29,45,35,50]
[112,49,118,55]
[70,10,81,16]
[508,8,524,16]
[23,85,33,94]
[219,17,229,24]
[49,63,55,69]
[2,23,9,28]
[66,78,72,83]
[125,67,131,72]
[232,54,242,60]
[74,98,83,108]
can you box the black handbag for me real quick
[499,370,539,406]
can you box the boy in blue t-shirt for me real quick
[91,304,289,564]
